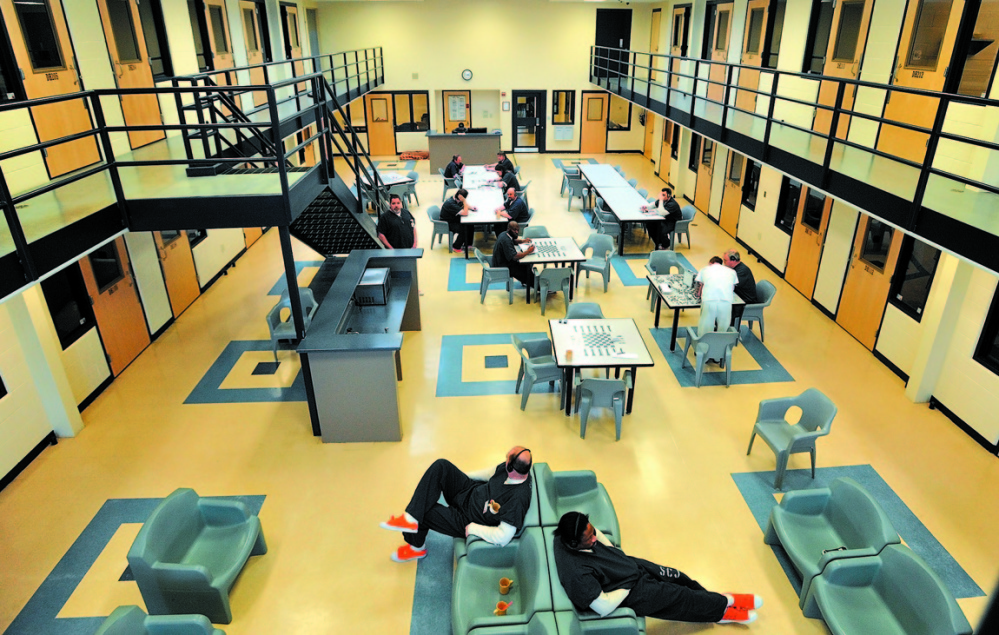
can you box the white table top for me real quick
[517,237,586,264]
[462,187,505,224]
[461,165,501,189]
[648,273,745,309]
[579,164,629,188]
[360,170,412,186]
[548,318,655,368]
[598,187,662,222]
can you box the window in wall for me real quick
[553,90,575,125]
[701,139,714,167]
[728,152,744,183]
[107,0,141,63]
[832,1,864,61]
[889,236,940,321]
[801,188,825,231]
[742,160,761,209]
[137,0,172,79]
[859,218,894,270]
[974,290,999,376]
[88,244,125,293]
[209,6,230,53]
[670,122,679,159]
[803,0,835,73]
[746,8,765,54]
[715,9,730,51]
[907,0,953,70]
[393,92,429,132]
[188,0,211,72]
[187,228,208,248]
[333,103,366,133]
[40,265,96,350]
[608,95,631,130]
[15,0,64,70]
[688,133,701,171]
[765,0,786,69]
[0,25,25,102]
[775,177,801,235]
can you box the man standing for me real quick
[380,447,534,562]
[493,151,514,174]
[494,187,529,234]
[695,256,738,334]
[643,188,683,250]
[492,221,536,289]
[724,250,757,328]
[440,188,474,253]
[444,154,464,179]
[552,512,761,625]
[377,194,417,249]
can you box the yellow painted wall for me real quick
[736,164,791,271]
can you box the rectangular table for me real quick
[579,164,628,188]
[360,170,413,187]
[518,237,587,300]
[548,318,655,416]
[579,166,661,256]
[460,165,501,190]
[647,273,744,351]
[461,186,505,259]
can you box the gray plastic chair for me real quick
[574,373,631,440]
[681,327,740,388]
[535,267,573,316]
[565,178,590,212]
[747,387,837,489]
[560,166,580,196]
[523,225,550,239]
[512,334,556,395]
[594,211,621,242]
[514,166,521,176]
[670,205,697,249]
[521,207,536,229]
[565,302,604,319]
[516,343,562,410]
[516,181,532,207]
[403,170,420,205]
[576,234,615,292]
[645,250,690,311]
[613,165,624,175]
[267,288,318,362]
[96,606,224,635]
[737,280,777,341]
[439,167,459,201]
[475,248,513,304]
[637,188,648,199]
[426,205,451,250]
[627,178,638,188]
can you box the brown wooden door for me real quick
[813,0,875,137]
[96,0,165,149]
[365,93,395,156]
[442,90,471,133]
[694,138,714,212]
[657,121,673,179]
[784,188,833,299]
[204,0,234,72]
[649,8,662,83]
[281,3,306,91]
[240,1,267,106]
[643,111,655,159]
[719,150,745,237]
[79,237,150,376]
[735,0,769,113]
[836,214,903,350]
[580,93,608,154]
[153,231,200,318]
[0,0,101,178]
[708,4,733,104]
[877,0,967,163]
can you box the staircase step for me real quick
[290,188,381,256]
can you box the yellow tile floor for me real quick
[0,152,997,634]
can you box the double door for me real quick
[512,91,546,152]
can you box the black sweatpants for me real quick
[403,459,475,548]
[448,222,470,249]
[507,263,535,289]
[622,558,728,623]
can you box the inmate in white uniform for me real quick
[696,263,738,334]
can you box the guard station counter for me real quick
[427,130,502,170]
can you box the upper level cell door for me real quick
[580,93,609,154]
[280,2,306,92]
[649,8,662,83]
[877,0,967,164]
[707,3,733,105]
[813,0,875,138]
[97,0,165,149]
[670,5,690,91]
[240,1,266,106]
[204,0,233,74]
[735,0,769,113]
[0,0,101,177]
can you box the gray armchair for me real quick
[670,206,697,249]
[440,168,460,201]
[681,327,740,388]
[96,605,224,635]
[565,178,590,212]
[576,235,614,293]
[427,205,451,250]
[475,248,513,304]
[404,170,420,205]
[127,488,267,624]
[747,388,837,489]
[574,373,631,440]
[737,280,777,341]
[534,463,620,543]
[535,267,573,316]
[266,288,318,362]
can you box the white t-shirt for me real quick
[696,263,738,303]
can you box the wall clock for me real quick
[461,69,473,81]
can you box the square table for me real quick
[518,237,587,301]
[461,186,505,259]
[548,318,655,416]
[647,273,745,351]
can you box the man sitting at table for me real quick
[453,122,467,134]
[695,256,738,334]
[643,187,683,250]
[724,250,757,328]
[493,151,514,173]
[494,187,529,234]
[492,221,536,289]
[444,154,464,179]
[497,165,521,194]
[440,188,474,253]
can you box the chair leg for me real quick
[579,394,591,438]
[725,348,733,387]
[480,278,488,304]
[773,451,789,489]
[810,447,816,479]
[613,398,623,440]
[507,280,513,305]
[747,431,757,455]
[602,271,609,293]
[521,380,534,411]
[515,361,525,394]
[539,282,548,315]
[759,318,765,342]
[694,352,705,388]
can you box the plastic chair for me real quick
[516,342,562,410]
[576,234,615,293]
[574,373,630,440]
[594,211,621,242]
[96,605,224,635]
[764,477,900,607]
[403,170,420,205]
[512,334,556,395]
[802,544,972,634]
[737,280,777,341]
[637,188,648,199]
[126,488,267,624]
[747,387,837,489]
[535,267,573,316]
[613,165,624,175]
[439,167,460,202]
[523,225,550,239]
[565,302,604,319]
[533,463,620,540]
[560,166,580,196]
[670,206,696,249]
[680,327,740,388]
[514,166,521,176]
[267,288,318,362]
[627,178,638,188]
[426,205,451,250]
[645,250,689,310]
[565,178,590,212]
[516,181,531,207]
[475,248,513,305]
[521,207,536,229]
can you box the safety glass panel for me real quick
[89,244,125,293]
[702,140,714,166]
[209,6,229,53]
[802,189,825,231]
[412,94,429,130]
[891,237,940,319]
[860,218,894,270]
[715,10,730,51]
[746,8,765,54]
[728,153,744,182]
[15,0,64,70]
[832,1,864,61]
[906,0,954,70]
[107,0,141,63]
[243,8,259,51]
[553,90,575,124]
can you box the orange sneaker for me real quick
[391,544,427,563]
[729,593,764,610]
[380,514,418,533]
[719,607,757,624]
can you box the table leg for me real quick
[569,263,577,301]
[618,234,625,257]
[563,367,575,416]
[626,367,638,413]
[670,308,681,351]
[654,296,662,328]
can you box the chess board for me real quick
[532,239,566,258]
[574,324,626,356]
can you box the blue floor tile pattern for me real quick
[609,252,696,287]
[447,258,526,293]
[268,261,325,296]
[4,495,265,635]
[485,355,509,369]
[650,327,794,387]
[409,532,453,635]
[252,361,281,375]
[186,340,306,404]
[732,465,983,600]
[437,333,549,397]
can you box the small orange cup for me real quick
[499,577,514,595]
[494,601,512,616]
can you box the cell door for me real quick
[280,2,305,91]
[718,151,745,237]
[240,1,266,106]
[707,3,733,104]
[580,93,608,154]
[836,215,904,350]
[694,138,714,212]
[813,0,875,137]
[877,0,967,163]
[784,187,833,299]
[0,0,101,178]
[97,0,165,149]
[442,90,470,133]
[735,0,769,113]
[670,5,690,90]
[657,121,673,178]
[153,230,199,318]
[643,110,655,159]
[513,91,546,152]
[364,93,395,156]
[204,0,233,73]
[79,237,151,376]
[649,8,662,82]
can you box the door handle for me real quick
[115,62,124,79]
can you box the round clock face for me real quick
[462,69,473,81]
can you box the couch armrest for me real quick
[198,499,251,527]
[554,471,598,497]
[778,488,831,515]
[817,546,878,572]
[814,555,882,586]
[152,562,213,587]
[756,397,794,423]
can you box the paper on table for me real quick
[612,353,638,359]
[660,283,671,293]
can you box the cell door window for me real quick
[802,188,825,231]
[107,0,142,63]
[209,6,230,53]
[742,160,761,209]
[41,265,98,349]
[672,14,683,48]
[0,27,24,102]
[765,0,786,69]
[137,0,172,78]
[701,140,714,166]
[243,8,259,51]
[889,236,940,320]
[728,153,744,183]
[715,10,730,51]
[188,0,211,71]
[14,0,64,70]
[553,90,575,125]
[832,1,865,61]
[187,228,208,247]
[670,123,679,158]
[89,244,125,293]
[859,218,894,270]
[774,177,801,235]
[746,8,765,54]
[803,0,835,73]
[688,134,701,171]
[906,0,954,70]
